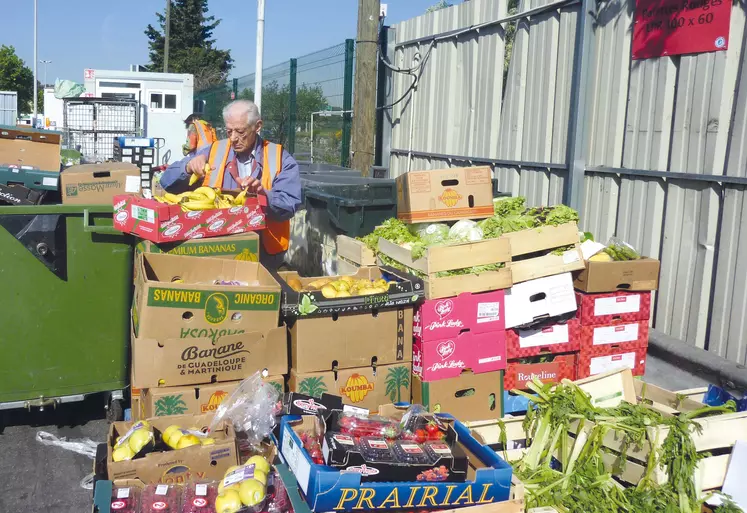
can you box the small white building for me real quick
[43,87,64,129]
[83,69,194,164]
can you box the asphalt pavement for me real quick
[0,355,716,513]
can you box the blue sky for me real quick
[3,1,444,85]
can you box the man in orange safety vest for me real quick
[161,101,302,270]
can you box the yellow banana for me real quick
[163,192,182,204]
[233,188,248,206]
[189,173,199,186]
[217,197,231,208]
[193,187,216,201]
[181,200,216,211]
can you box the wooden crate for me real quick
[336,235,376,266]
[501,223,585,284]
[377,236,512,299]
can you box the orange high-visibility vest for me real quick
[191,120,217,149]
[203,139,290,255]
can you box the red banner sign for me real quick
[632,0,731,59]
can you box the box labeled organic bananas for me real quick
[141,376,284,418]
[133,252,281,342]
[107,413,240,484]
[277,266,424,319]
[112,187,266,243]
[289,362,412,412]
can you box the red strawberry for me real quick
[414,429,427,443]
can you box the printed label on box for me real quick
[125,175,141,193]
[519,324,570,348]
[42,176,58,187]
[593,295,641,317]
[131,205,155,224]
[281,425,312,494]
[476,302,501,324]
[589,351,636,375]
[592,323,640,345]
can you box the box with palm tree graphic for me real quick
[289,363,412,412]
[141,376,284,418]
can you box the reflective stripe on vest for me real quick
[193,121,210,147]
[260,141,290,255]
[204,140,231,188]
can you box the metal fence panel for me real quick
[0,91,18,126]
[194,42,353,166]
[385,0,747,363]
[390,0,507,176]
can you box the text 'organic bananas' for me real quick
[154,187,249,212]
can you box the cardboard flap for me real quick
[143,252,280,290]
[0,127,61,172]
[336,236,376,266]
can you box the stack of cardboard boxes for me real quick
[573,256,660,379]
[279,267,421,412]
[128,233,289,421]
[502,233,585,413]
[386,167,508,422]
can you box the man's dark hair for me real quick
[184,113,202,128]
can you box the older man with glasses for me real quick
[160,100,302,270]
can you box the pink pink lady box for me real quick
[413,290,506,343]
[413,330,507,382]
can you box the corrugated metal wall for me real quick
[0,91,18,126]
[388,0,747,364]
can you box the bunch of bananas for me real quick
[155,187,248,212]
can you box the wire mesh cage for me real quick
[63,98,141,163]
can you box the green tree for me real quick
[145,0,233,90]
[0,45,43,116]
[426,0,453,12]
[238,82,328,146]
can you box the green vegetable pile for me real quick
[357,197,580,277]
[498,379,740,513]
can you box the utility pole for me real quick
[351,0,380,176]
[254,0,266,112]
[164,0,171,73]
[33,0,38,124]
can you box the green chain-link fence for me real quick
[195,40,355,166]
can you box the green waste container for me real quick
[0,204,132,415]
[287,175,397,276]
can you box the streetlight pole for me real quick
[40,60,52,88]
[33,0,38,124]
[164,0,170,73]
[254,0,265,112]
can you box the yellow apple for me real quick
[245,455,271,475]
[239,479,266,507]
[215,489,243,513]
[176,434,201,449]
